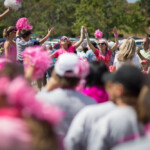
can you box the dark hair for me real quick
[21,29,32,38]
[82,46,88,53]
[3,26,15,38]
[91,41,98,49]
[86,61,108,87]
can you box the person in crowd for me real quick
[84,27,118,67]
[137,37,150,63]
[16,27,54,64]
[3,26,17,62]
[50,26,84,58]
[0,8,11,21]
[141,60,149,74]
[88,65,144,150]
[85,41,97,62]
[82,61,109,103]
[114,38,141,70]
[112,86,150,150]
[36,53,96,138]
[65,65,144,150]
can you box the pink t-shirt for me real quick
[94,49,112,67]
[53,45,76,58]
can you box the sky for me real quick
[127,0,138,3]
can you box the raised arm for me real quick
[110,27,119,52]
[74,26,84,49]
[39,27,54,44]
[84,27,96,53]
[0,8,11,21]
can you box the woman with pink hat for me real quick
[50,26,85,58]
[84,27,118,67]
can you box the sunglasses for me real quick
[98,43,105,46]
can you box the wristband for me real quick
[114,33,118,38]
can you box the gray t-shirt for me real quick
[112,135,150,150]
[16,37,39,61]
[65,101,116,150]
[36,88,96,136]
[88,106,141,150]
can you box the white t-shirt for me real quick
[114,54,141,70]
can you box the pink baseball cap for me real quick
[141,60,148,64]
[55,53,89,78]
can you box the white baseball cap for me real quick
[55,53,89,78]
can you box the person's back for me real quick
[37,87,96,136]
[65,101,116,150]
[88,106,141,150]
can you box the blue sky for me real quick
[127,0,138,3]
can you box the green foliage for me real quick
[0,0,148,38]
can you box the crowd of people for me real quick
[0,7,150,150]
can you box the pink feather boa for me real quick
[82,86,109,103]
[0,76,64,125]
[16,18,33,31]
[22,46,52,79]
[94,29,103,39]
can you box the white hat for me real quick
[55,53,89,78]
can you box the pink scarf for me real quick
[82,86,109,103]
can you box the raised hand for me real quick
[113,26,118,34]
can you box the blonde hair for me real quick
[117,38,136,62]
[3,26,15,38]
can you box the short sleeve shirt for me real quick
[85,50,96,62]
[94,49,112,67]
[53,45,76,58]
[16,37,39,61]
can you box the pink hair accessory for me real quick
[7,77,64,125]
[16,18,33,31]
[22,46,52,79]
[94,29,103,39]
[114,33,118,38]
[4,0,22,11]
[0,58,11,71]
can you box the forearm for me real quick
[85,33,96,53]
[111,36,119,52]
[74,31,84,48]
[39,34,50,44]
[0,8,10,21]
